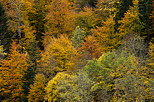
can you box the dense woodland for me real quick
[0,0,153,102]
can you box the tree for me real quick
[28,0,50,50]
[92,15,121,52]
[84,51,152,101]
[94,0,121,26]
[79,35,104,60]
[118,0,144,36]
[45,0,76,37]
[40,35,78,78]
[28,73,46,102]
[0,2,11,51]
[114,0,133,31]
[71,26,86,48]
[139,0,153,40]
[0,41,29,101]
[75,7,97,34]
[0,0,34,39]
[45,71,93,102]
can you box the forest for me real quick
[0,0,153,102]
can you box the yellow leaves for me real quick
[92,15,121,52]
[144,81,149,84]
[40,35,78,73]
[28,74,46,102]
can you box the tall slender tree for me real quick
[0,41,29,101]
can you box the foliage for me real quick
[71,26,86,48]
[0,0,153,101]
[84,51,153,101]
[94,0,121,22]
[118,0,144,36]
[0,45,6,58]
[0,41,29,101]
[28,0,49,50]
[79,35,104,60]
[45,71,93,102]
[40,35,78,77]
[45,0,76,37]
[75,7,97,33]
[28,73,46,102]
[92,15,121,52]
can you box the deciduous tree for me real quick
[40,35,78,78]
[0,41,29,101]
[28,73,46,102]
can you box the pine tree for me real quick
[0,2,11,52]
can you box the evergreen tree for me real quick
[0,2,11,51]
[71,26,86,48]
[28,0,50,50]
[139,0,153,41]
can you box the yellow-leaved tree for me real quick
[28,73,46,102]
[39,35,78,78]
[92,15,121,52]
[45,71,93,102]
[118,0,144,36]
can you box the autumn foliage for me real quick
[0,0,153,101]
[0,41,29,101]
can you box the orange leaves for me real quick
[46,0,76,37]
[79,35,104,60]
[0,41,29,101]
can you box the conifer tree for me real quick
[71,26,86,48]
[0,2,11,51]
